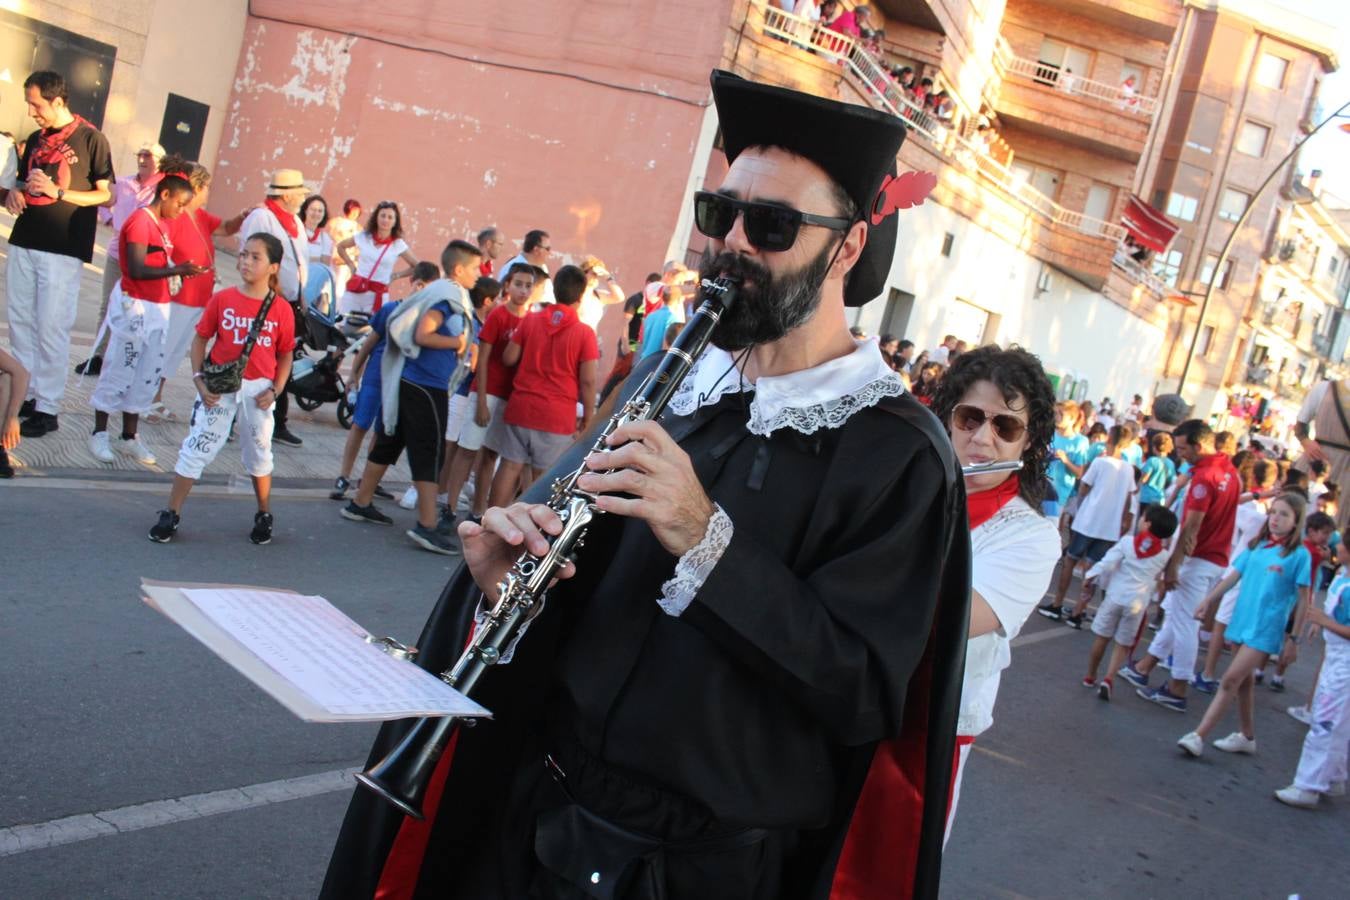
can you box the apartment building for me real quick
[1137,0,1339,416]
[1235,176,1350,407]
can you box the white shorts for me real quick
[457,393,505,453]
[161,304,206,384]
[173,378,277,479]
[337,289,376,318]
[446,392,472,442]
[90,289,171,415]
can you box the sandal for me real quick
[145,402,177,423]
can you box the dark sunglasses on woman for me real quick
[693,191,853,253]
[951,404,1027,443]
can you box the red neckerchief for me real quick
[372,233,395,246]
[308,226,324,244]
[25,115,89,207]
[1303,539,1324,570]
[966,473,1019,530]
[264,198,299,238]
[1134,530,1163,559]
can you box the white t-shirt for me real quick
[0,133,17,191]
[499,253,554,305]
[1074,456,1136,541]
[239,205,306,302]
[1086,534,1170,613]
[338,232,408,316]
[959,496,1061,737]
[307,230,333,266]
[931,345,951,366]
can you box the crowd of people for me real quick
[2,65,1347,898]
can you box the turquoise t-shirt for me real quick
[1048,432,1091,505]
[1139,456,1177,506]
[1226,542,1312,655]
[1086,441,1108,465]
[1122,444,1144,469]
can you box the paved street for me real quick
[2,219,1347,900]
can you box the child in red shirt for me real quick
[148,233,295,546]
[486,265,598,507]
[89,174,202,465]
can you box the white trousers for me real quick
[90,288,170,416]
[161,304,205,386]
[1294,644,1350,792]
[5,245,84,414]
[173,378,276,479]
[1147,557,1224,682]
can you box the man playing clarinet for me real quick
[325,70,971,900]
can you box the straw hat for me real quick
[268,168,310,194]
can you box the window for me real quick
[1198,324,1216,359]
[1256,53,1289,90]
[1199,254,1234,289]
[1036,38,1093,87]
[1218,188,1250,222]
[1153,248,1184,287]
[1166,192,1200,221]
[1080,183,1115,235]
[1236,121,1271,157]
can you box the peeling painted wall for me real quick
[215,1,736,368]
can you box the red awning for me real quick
[1121,195,1179,253]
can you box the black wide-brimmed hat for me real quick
[710,69,924,307]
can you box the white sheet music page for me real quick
[177,587,488,722]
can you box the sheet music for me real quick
[143,582,488,722]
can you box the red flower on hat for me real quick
[870,170,938,225]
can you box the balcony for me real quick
[737,1,1126,290]
[992,38,1155,161]
[1015,0,1181,43]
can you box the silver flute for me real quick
[354,276,741,819]
[961,460,1024,477]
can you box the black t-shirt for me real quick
[624,291,644,350]
[9,121,114,262]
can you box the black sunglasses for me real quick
[693,191,853,252]
[951,404,1027,443]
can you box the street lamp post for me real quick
[1175,99,1350,396]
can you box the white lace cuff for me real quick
[657,505,734,616]
[472,591,545,665]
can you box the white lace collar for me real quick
[666,339,905,436]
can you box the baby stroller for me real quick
[286,265,367,429]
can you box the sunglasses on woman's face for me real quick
[951,404,1027,443]
[693,191,853,253]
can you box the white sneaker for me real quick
[1287,704,1313,725]
[1274,785,1320,808]
[1326,781,1346,797]
[1177,732,1203,757]
[89,431,115,463]
[398,485,418,509]
[1213,732,1257,755]
[115,435,157,466]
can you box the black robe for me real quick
[321,355,970,899]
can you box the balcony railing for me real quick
[993,37,1158,117]
[748,1,1127,245]
[1111,246,1171,298]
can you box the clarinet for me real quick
[356,276,741,819]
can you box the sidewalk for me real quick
[0,212,411,486]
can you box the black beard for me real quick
[699,242,835,351]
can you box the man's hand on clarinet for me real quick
[577,420,714,557]
[459,503,578,604]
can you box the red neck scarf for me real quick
[308,226,324,244]
[966,474,1020,530]
[265,198,299,238]
[28,115,87,174]
[1134,530,1164,559]
[372,232,395,246]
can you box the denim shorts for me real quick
[1065,529,1114,562]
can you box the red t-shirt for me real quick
[118,208,175,303]
[504,304,599,435]
[168,208,221,308]
[1183,453,1240,567]
[475,303,530,400]
[197,288,297,382]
